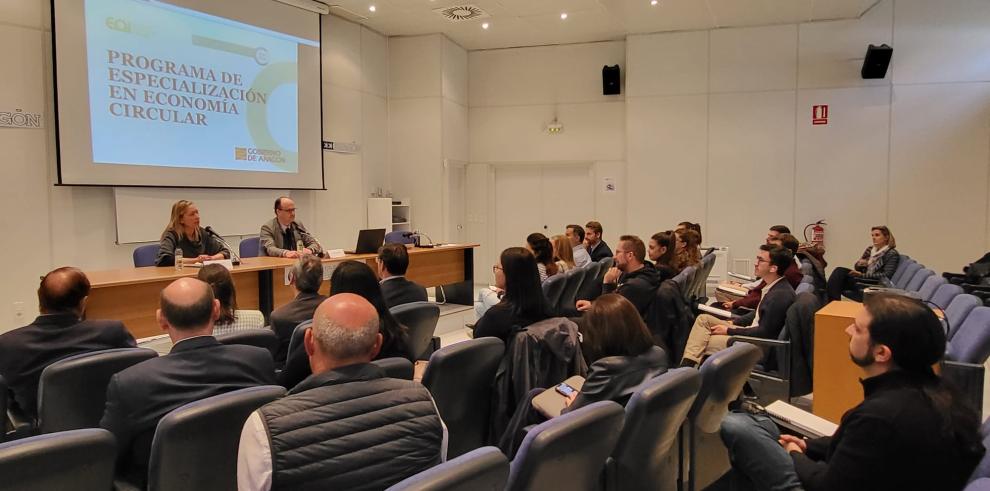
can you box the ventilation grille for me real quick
[434,5,489,22]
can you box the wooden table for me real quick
[812,300,864,423]
[86,244,477,338]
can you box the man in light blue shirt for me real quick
[566,224,592,267]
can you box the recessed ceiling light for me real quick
[560,12,568,20]
[651,0,658,5]
[481,22,489,29]
[368,5,376,12]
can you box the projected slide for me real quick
[84,0,316,173]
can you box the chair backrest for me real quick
[917,275,947,302]
[673,266,696,300]
[422,338,505,458]
[557,268,586,313]
[38,348,158,433]
[542,273,568,311]
[0,428,116,491]
[133,244,159,267]
[575,262,605,302]
[390,302,441,360]
[238,236,261,258]
[506,401,625,491]
[798,259,813,276]
[215,329,279,359]
[689,342,763,433]
[947,306,990,364]
[688,255,716,300]
[610,368,701,491]
[894,262,923,289]
[905,268,935,292]
[947,294,983,340]
[0,375,7,441]
[372,357,415,380]
[599,257,614,270]
[385,231,416,245]
[889,256,914,286]
[931,283,964,310]
[795,282,814,295]
[147,385,286,491]
[386,446,509,491]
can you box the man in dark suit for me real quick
[680,245,796,367]
[269,255,327,366]
[376,243,428,308]
[100,277,275,487]
[0,267,136,421]
[584,221,613,263]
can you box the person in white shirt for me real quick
[566,224,593,268]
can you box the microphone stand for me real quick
[296,227,326,258]
[205,228,241,265]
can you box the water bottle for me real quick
[175,248,183,272]
[296,239,304,253]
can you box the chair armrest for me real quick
[728,336,791,379]
[5,406,34,442]
[855,278,882,286]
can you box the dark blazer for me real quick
[100,336,275,487]
[380,276,428,309]
[728,278,796,340]
[566,346,668,413]
[0,313,135,420]
[588,240,613,263]
[269,292,328,365]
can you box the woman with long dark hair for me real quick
[649,230,678,278]
[526,233,559,282]
[474,247,551,344]
[329,261,411,360]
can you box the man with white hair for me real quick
[237,294,445,491]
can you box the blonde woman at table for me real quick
[155,200,230,267]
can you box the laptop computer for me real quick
[345,228,387,254]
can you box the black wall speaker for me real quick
[602,65,621,95]
[861,44,892,79]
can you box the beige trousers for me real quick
[681,313,732,364]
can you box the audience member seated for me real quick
[237,294,444,491]
[648,230,679,277]
[677,221,703,244]
[765,224,790,244]
[376,243,428,308]
[155,200,230,267]
[826,225,900,301]
[718,293,985,491]
[100,278,275,487]
[526,233,560,282]
[718,232,803,311]
[259,196,321,258]
[0,267,135,421]
[197,264,265,336]
[680,245,795,368]
[553,234,576,273]
[474,247,551,344]
[499,294,667,457]
[576,235,662,318]
[566,224,593,268]
[269,255,326,366]
[281,261,414,388]
[584,221,613,262]
[672,228,702,272]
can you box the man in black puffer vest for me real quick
[237,293,445,491]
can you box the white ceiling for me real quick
[325,0,881,50]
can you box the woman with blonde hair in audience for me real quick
[527,233,560,282]
[197,264,265,336]
[826,225,900,301]
[672,229,702,272]
[156,200,230,266]
[677,221,703,244]
[553,234,576,273]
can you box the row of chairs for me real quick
[0,342,765,491]
[542,258,613,315]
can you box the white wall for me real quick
[625,0,990,274]
[0,8,388,330]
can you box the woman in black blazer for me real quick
[826,225,901,301]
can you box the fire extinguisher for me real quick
[804,220,826,247]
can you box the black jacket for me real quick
[728,278,795,339]
[588,240,613,263]
[0,313,135,420]
[566,346,668,413]
[380,276,429,309]
[473,302,549,344]
[792,369,984,491]
[100,336,275,487]
[647,280,693,362]
[258,363,443,491]
[269,292,327,365]
[603,262,663,318]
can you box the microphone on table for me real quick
[292,222,326,258]
[204,226,241,265]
